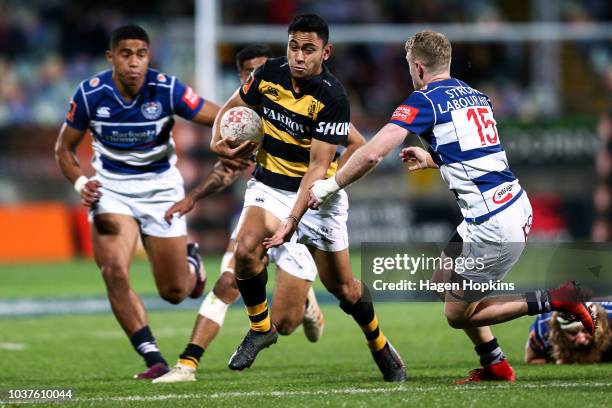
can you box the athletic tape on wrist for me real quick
[74,176,89,194]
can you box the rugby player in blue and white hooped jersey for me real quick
[310,30,596,383]
[54,25,218,380]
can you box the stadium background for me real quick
[0,0,610,261]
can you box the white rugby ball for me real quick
[220,106,263,146]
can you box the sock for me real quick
[475,338,505,366]
[178,343,204,369]
[525,290,551,315]
[130,326,167,367]
[340,284,387,352]
[236,268,271,332]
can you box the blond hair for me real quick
[405,30,452,73]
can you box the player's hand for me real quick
[164,195,195,225]
[213,138,258,159]
[263,217,298,249]
[400,146,430,171]
[218,156,251,172]
[81,180,102,207]
[308,177,340,210]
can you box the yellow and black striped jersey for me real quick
[239,57,350,192]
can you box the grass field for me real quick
[1,257,611,407]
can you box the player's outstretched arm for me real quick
[337,124,367,169]
[210,89,259,159]
[54,123,102,207]
[400,146,439,171]
[191,99,221,127]
[309,123,408,209]
[164,160,248,224]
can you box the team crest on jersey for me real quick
[141,101,163,120]
[89,77,100,87]
[96,106,111,118]
[264,85,279,100]
[157,73,167,82]
[391,105,419,125]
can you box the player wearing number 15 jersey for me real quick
[310,30,595,383]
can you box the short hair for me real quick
[405,30,451,73]
[288,14,329,45]
[110,25,150,49]
[236,44,274,71]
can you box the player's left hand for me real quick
[164,195,195,224]
[308,177,340,210]
[263,217,298,249]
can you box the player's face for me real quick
[287,32,331,80]
[106,39,150,89]
[563,325,593,349]
[239,56,269,84]
[406,51,425,90]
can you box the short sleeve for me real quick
[389,91,434,135]
[65,86,89,131]
[313,97,350,145]
[173,77,205,119]
[527,317,548,355]
[239,64,265,106]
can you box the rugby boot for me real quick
[302,287,325,342]
[548,281,596,335]
[133,362,169,380]
[152,363,196,383]
[371,342,407,382]
[456,359,515,384]
[228,327,278,370]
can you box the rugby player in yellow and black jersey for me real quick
[210,13,406,382]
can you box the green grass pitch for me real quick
[0,257,610,407]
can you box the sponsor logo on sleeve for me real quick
[181,86,201,110]
[315,122,349,137]
[157,73,167,82]
[391,105,419,125]
[89,77,100,87]
[66,100,77,122]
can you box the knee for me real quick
[213,273,240,304]
[444,310,469,329]
[100,262,129,289]
[234,235,261,271]
[326,282,360,304]
[159,286,185,305]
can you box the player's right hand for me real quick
[213,138,258,159]
[164,195,195,225]
[400,146,430,171]
[81,180,102,207]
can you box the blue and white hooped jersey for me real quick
[528,302,612,357]
[65,69,204,179]
[390,78,522,222]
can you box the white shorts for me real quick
[242,178,349,252]
[89,167,187,237]
[453,192,533,283]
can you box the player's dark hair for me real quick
[236,44,274,71]
[110,25,150,49]
[288,14,329,45]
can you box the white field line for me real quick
[1,382,610,404]
[0,342,26,351]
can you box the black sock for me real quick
[236,268,271,332]
[475,338,505,366]
[339,284,387,352]
[525,290,551,315]
[129,326,167,367]
[178,343,204,368]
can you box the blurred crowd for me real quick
[0,0,609,127]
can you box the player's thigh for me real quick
[271,267,310,324]
[91,213,140,272]
[444,292,479,325]
[142,235,189,288]
[234,206,280,266]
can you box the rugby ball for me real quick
[220,106,263,146]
